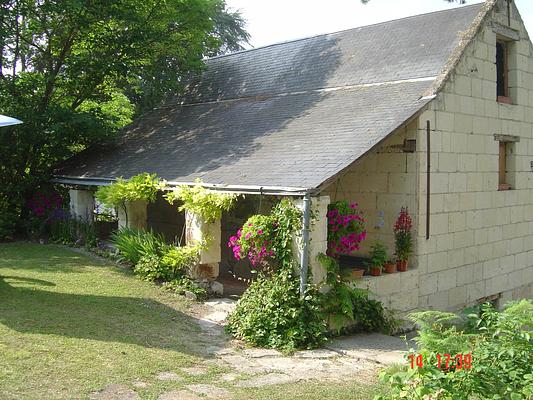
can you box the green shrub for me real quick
[319,253,393,334]
[134,254,169,281]
[227,201,393,352]
[376,300,533,400]
[49,214,97,248]
[134,245,201,282]
[0,197,18,240]
[162,277,208,300]
[161,245,200,277]
[110,227,167,265]
[226,270,327,352]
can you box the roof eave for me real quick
[52,175,313,197]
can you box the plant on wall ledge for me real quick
[95,173,164,225]
[368,240,388,277]
[393,207,413,272]
[164,179,238,223]
[326,200,366,258]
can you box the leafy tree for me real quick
[0,0,248,238]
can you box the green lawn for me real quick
[0,242,380,399]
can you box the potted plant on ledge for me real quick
[326,200,367,277]
[384,259,396,274]
[368,240,387,276]
[394,207,413,272]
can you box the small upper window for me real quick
[496,40,511,104]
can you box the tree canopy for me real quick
[0,0,248,238]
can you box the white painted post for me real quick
[292,195,330,285]
[117,200,147,229]
[185,211,221,280]
[69,189,95,222]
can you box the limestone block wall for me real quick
[321,121,419,263]
[415,1,533,311]
[320,124,421,314]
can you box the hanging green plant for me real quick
[164,180,238,223]
[95,173,164,209]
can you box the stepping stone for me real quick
[220,372,240,382]
[89,384,140,400]
[155,371,183,381]
[235,373,298,388]
[131,380,149,388]
[186,384,229,398]
[293,349,339,359]
[242,348,282,358]
[158,390,201,400]
[181,367,207,376]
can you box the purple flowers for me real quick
[27,190,63,221]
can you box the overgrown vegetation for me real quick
[227,200,393,352]
[165,180,238,222]
[227,200,328,351]
[227,270,327,351]
[110,227,205,298]
[95,173,164,225]
[376,300,533,400]
[318,253,393,334]
[0,0,248,239]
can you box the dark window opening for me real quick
[496,41,511,103]
[498,141,511,191]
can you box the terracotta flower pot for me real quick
[397,259,408,272]
[370,267,382,277]
[350,268,365,279]
[384,262,396,274]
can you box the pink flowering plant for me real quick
[228,214,276,268]
[326,200,366,258]
[393,207,413,261]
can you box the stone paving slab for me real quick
[89,384,140,400]
[325,333,410,365]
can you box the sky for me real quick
[226,0,533,49]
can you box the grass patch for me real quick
[231,380,382,400]
[0,242,380,399]
[0,242,212,399]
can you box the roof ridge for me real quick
[163,76,437,109]
[207,2,484,62]
[423,0,497,97]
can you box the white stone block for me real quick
[118,200,147,230]
[420,273,438,296]
[437,269,457,292]
[185,211,221,265]
[69,189,95,222]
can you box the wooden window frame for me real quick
[496,39,512,104]
[495,135,520,191]
[498,142,511,191]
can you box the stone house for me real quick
[56,0,533,311]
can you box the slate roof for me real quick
[56,3,485,192]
